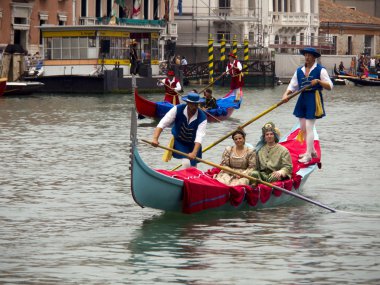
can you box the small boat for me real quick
[333,64,354,77]
[4,81,45,95]
[134,87,243,123]
[0,78,6,96]
[339,75,380,86]
[130,108,321,213]
[331,77,347,86]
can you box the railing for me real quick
[270,12,309,26]
[177,60,275,80]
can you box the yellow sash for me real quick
[162,136,175,162]
[315,90,323,117]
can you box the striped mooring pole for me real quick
[220,34,226,62]
[220,34,226,78]
[244,36,249,75]
[232,34,238,57]
[208,34,214,86]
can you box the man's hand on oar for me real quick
[141,139,337,213]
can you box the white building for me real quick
[174,0,320,62]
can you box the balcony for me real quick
[270,12,309,27]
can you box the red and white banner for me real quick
[132,0,141,19]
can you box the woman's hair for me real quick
[231,129,246,140]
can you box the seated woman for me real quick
[215,129,256,186]
[250,122,292,184]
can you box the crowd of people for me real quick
[338,54,380,78]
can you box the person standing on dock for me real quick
[157,70,182,105]
[282,47,333,164]
[151,92,207,169]
[130,39,140,88]
[226,53,244,101]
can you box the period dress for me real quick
[215,146,256,186]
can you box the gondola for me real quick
[134,87,243,123]
[4,81,45,95]
[130,108,321,214]
[339,75,380,86]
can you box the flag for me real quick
[177,0,182,15]
[115,0,126,8]
[132,0,141,19]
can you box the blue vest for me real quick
[297,64,324,92]
[172,104,207,144]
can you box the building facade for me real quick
[0,0,178,76]
[174,0,321,63]
[319,0,380,56]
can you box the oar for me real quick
[171,84,311,170]
[198,72,226,94]
[198,62,254,94]
[160,81,222,123]
[141,139,337,213]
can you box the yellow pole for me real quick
[220,34,226,62]
[244,36,249,75]
[208,34,214,87]
[232,34,238,56]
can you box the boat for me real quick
[4,81,45,95]
[134,87,243,123]
[130,108,321,213]
[0,78,6,96]
[339,75,380,86]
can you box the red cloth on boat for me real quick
[154,127,320,213]
[280,128,322,175]
[157,168,248,214]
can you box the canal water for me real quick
[0,84,379,284]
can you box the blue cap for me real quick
[300,47,321,58]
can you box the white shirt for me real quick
[226,60,242,73]
[157,78,182,92]
[157,105,207,144]
[286,62,333,92]
[181,58,188,65]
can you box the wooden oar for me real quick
[198,72,226,94]
[141,139,337,213]
[160,81,222,123]
[171,84,311,170]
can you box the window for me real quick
[248,0,255,10]
[81,0,87,17]
[291,36,296,45]
[151,33,159,64]
[347,36,352,55]
[219,0,230,8]
[217,32,230,42]
[300,33,304,45]
[274,35,279,44]
[45,36,96,59]
[364,35,372,55]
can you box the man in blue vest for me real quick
[151,92,207,168]
[282,47,333,164]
